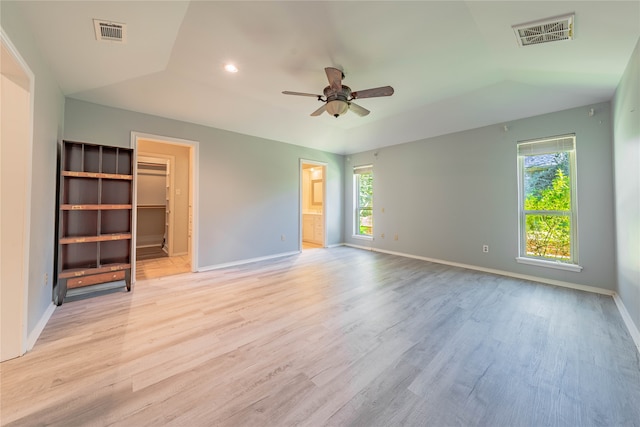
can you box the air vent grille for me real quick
[93,19,127,43]
[513,14,574,47]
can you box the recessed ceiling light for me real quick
[224,64,238,73]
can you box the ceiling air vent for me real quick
[512,14,574,47]
[93,19,127,43]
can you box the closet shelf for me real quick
[137,204,165,209]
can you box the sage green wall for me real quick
[345,102,616,291]
[63,99,344,268]
[1,3,65,335]
[613,37,640,333]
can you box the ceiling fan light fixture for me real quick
[326,100,348,117]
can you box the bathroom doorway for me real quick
[300,160,327,250]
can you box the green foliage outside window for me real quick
[524,166,571,260]
[357,172,373,235]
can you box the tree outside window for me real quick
[354,167,373,236]
[518,136,577,264]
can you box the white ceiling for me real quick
[14,1,640,154]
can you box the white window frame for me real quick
[353,165,373,240]
[516,134,582,272]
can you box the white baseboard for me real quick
[613,293,640,354]
[326,243,344,249]
[198,250,300,272]
[344,244,614,296]
[26,302,56,352]
[137,235,163,247]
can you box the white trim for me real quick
[517,135,579,265]
[515,257,583,272]
[198,251,300,272]
[1,28,35,357]
[351,235,373,241]
[131,132,200,281]
[344,242,375,251]
[613,293,640,355]
[26,303,55,351]
[344,244,614,296]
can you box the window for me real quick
[354,165,373,237]
[517,135,581,271]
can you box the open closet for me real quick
[136,156,170,257]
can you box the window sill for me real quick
[516,257,583,272]
[352,235,373,241]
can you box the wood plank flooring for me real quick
[135,254,191,281]
[136,246,169,261]
[1,247,639,426]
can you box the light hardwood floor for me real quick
[302,241,323,250]
[2,247,639,426]
[135,254,191,281]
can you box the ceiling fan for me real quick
[282,67,394,118]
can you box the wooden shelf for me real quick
[62,171,133,180]
[55,141,134,305]
[61,204,132,210]
[59,233,131,244]
[59,263,131,279]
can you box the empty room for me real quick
[1,1,639,426]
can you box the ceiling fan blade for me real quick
[282,91,322,98]
[310,104,327,116]
[324,67,343,91]
[351,86,394,99]
[349,102,370,117]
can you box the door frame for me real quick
[131,132,199,281]
[1,28,35,360]
[299,159,327,251]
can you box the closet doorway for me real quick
[132,134,198,281]
[300,160,327,250]
[137,155,173,257]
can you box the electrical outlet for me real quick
[394,233,398,241]
[381,233,385,239]
[483,245,489,253]
[281,234,286,241]
[44,273,48,287]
